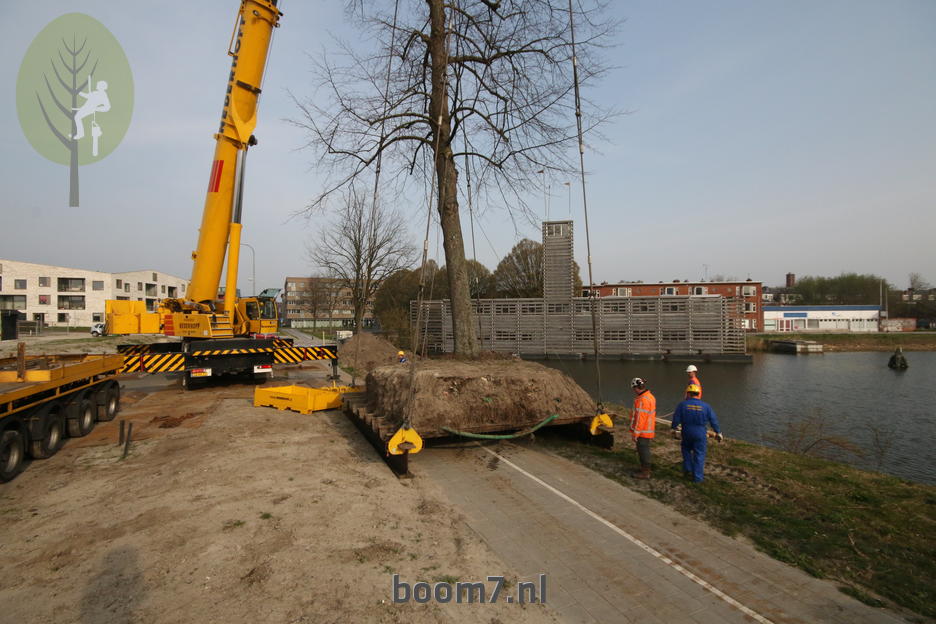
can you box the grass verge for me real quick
[748,332,936,352]
[540,432,936,619]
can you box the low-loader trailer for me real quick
[0,346,122,482]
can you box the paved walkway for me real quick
[419,442,904,624]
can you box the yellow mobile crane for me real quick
[116,0,337,386]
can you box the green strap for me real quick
[441,413,559,440]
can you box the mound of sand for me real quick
[366,359,596,436]
[338,332,411,374]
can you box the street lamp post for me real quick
[240,242,256,296]
[564,181,571,216]
[537,169,549,221]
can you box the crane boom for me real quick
[187,0,281,306]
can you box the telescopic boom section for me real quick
[186,0,281,306]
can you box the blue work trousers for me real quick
[680,429,708,482]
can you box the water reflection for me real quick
[542,352,936,485]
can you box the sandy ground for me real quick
[0,364,557,624]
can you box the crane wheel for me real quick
[97,383,120,422]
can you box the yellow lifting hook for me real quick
[387,424,423,456]
[589,412,613,436]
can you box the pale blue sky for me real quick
[1,1,933,293]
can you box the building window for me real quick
[0,295,27,310]
[92,280,104,291]
[58,313,69,323]
[152,272,158,281]
[145,283,157,297]
[742,285,757,297]
[58,277,85,292]
[613,287,631,296]
[38,276,50,287]
[137,282,143,291]
[38,295,51,305]
[744,302,757,313]
[58,295,86,310]
[545,223,567,237]
[93,313,103,322]
[116,279,123,288]
[692,286,706,295]
[14,279,27,289]
[663,287,677,296]
[124,283,130,293]
[161,285,166,293]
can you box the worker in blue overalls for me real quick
[671,384,723,483]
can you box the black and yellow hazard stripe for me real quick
[117,344,151,355]
[142,353,185,372]
[303,346,338,360]
[120,355,143,373]
[189,347,277,356]
[273,338,294,348]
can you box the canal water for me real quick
[543,352,936,485]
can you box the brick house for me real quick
[585,279,764,331]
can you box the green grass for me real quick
[543,434,936,619]
[748,332,936,351]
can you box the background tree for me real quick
[298,273,342,334]
[308,192,417,333]
[793,273,888,305]
[908,272,932,292]
[293,0,616,356]
[432,260,496,301]
[373,262,438,348]
[492,238,582,297]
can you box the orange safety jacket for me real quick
[686,374,702,399]
[630,390,656,439]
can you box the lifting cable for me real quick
[350,0,400,387]
[442,413,559,440]
[567,0,604,412]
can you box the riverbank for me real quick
[540,422,936,620]
[747,332,936,352]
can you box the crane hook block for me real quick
[388,425,423,456]
[589,413,613,436]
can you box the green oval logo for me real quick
[16,13,134,206]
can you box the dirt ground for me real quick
[339,333,412,375]
[0,332,174,359]
[366,360,596,435]
[0,364,557,624]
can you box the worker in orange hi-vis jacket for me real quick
[629,377,657,479]
[685,364,702,398]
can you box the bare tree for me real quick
[292,0,617,355]
[908,272,931,292]
[298,273,343,334]
[308,192,417,333]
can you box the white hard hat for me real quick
[686,365,698,373]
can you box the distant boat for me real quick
[888,348,908,370]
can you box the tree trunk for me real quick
[428,0,478,357]
[69,143,79,207]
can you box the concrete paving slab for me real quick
[418,441,906,624]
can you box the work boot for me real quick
[632,466,651,480]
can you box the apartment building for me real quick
[0,259,187,327]
[586,279,764,330]
[281,276,375,329]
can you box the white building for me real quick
[763,305,880,333]
[0,259,187,328]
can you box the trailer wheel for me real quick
[97,383,120,421]
[67,398,96,438]
[0,430,25,482]
[29,404,65,459]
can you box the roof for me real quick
[763,305,880,312]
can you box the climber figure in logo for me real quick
[73,78,110,155]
